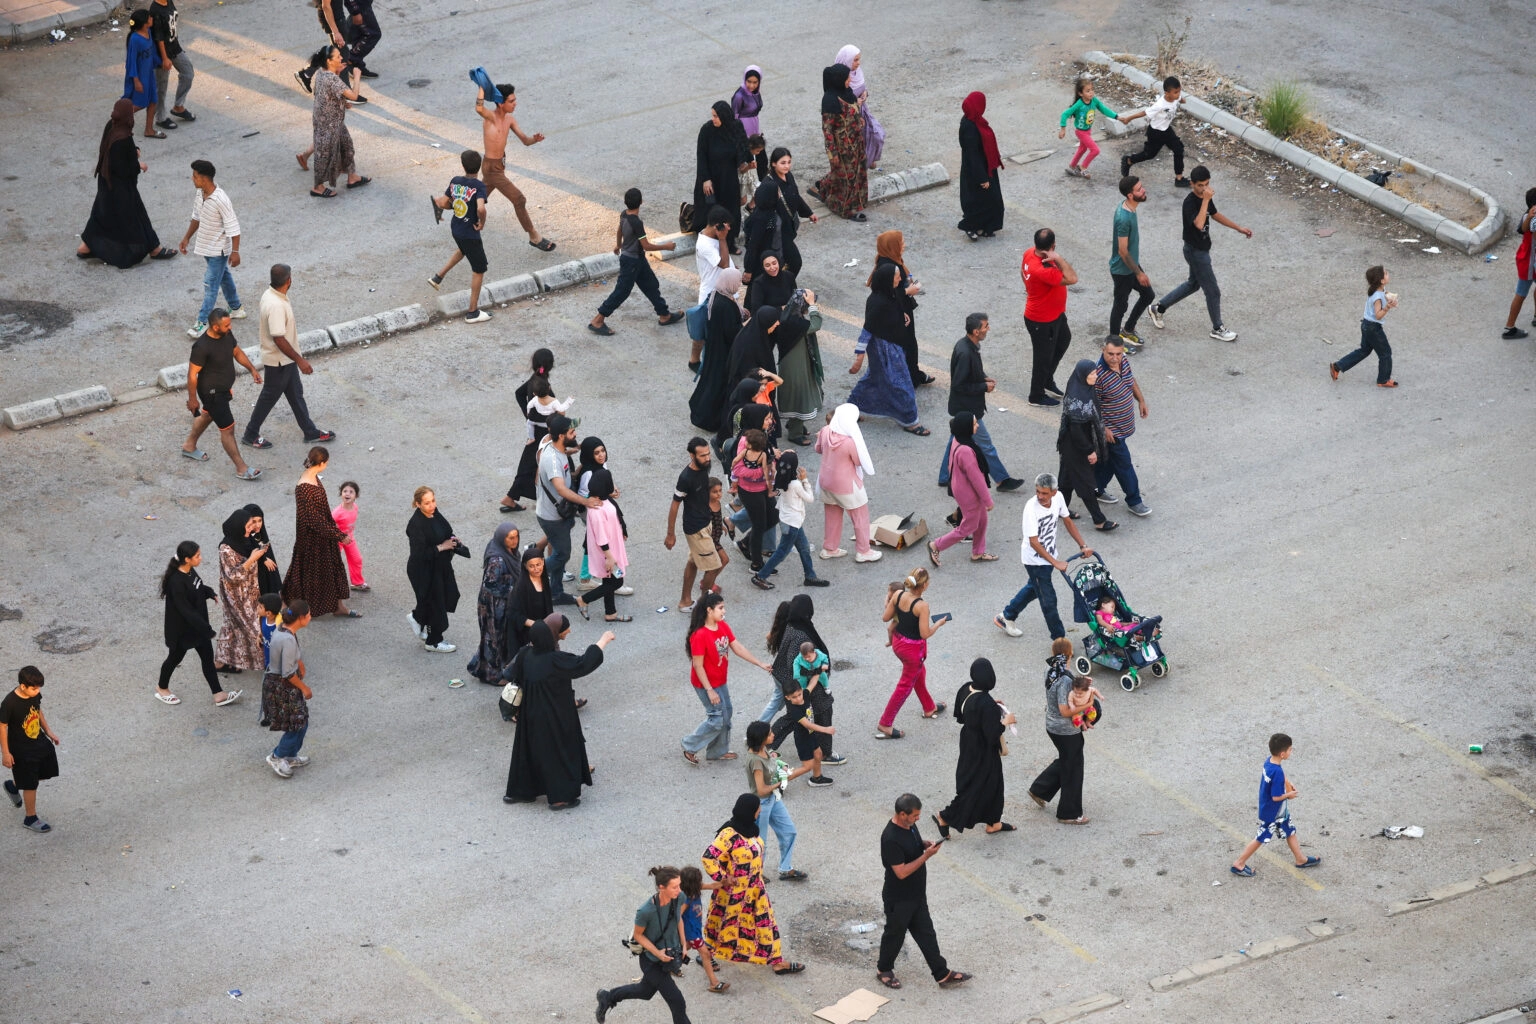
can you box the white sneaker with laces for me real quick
[1210,326,1238,342]
[853,549,883,563]
[228,306,248,320]
[994,614,1024,637]
[615,585,634,596]
[285,755,311,768]
[187,321,208,338]
[819,548,847,559]
[1148,304,1164,329]
[425,641,457,653]
[266,754,293,778]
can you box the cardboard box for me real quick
[872,513,928,550]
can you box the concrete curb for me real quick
[1024,991,1122,1024]
[4,161,949,431]
[1385,859,1536,917]
[1148,922,1338,992]
[1082,52,1505,255]
[4,0,112,45]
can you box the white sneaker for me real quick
[464,309,493,324]
[424,641,457,653]
[853,549,883,563]
[1210,326,1238,342]
[266,754,293,778]
[578,578,599,591]
[563,571,577,582]
[407,612,427,640]
[1148,304,1165,329]
[615,585,634,596]
[819,548,847,559]
[285,755,311,768]
[994,613,1024,637]
[187,321,208,338]
[228,306,248,320]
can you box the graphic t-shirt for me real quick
[674,465,713,536]
[618,212,646,258]
[688,622,736,689]
[1022,248,1067,322]
[150,0,182,59]
[1109,203,1140,276]
[1021,493,1069,566]
[1181,192,1217,251]
[1060,95,1117,131]
[0,690,47,759]
[881,820,927,901]
[1257,758,1288,824]
[446,175,487,240]
[189,331,238,393]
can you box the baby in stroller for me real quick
[1094,593,1161,642]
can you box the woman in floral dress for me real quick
[812,64,867,222]
[215,505,280,672]
[282,447,356,617]
[702,793,805,975]
[301,45,368,198]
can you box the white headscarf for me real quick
[829,403,875,478]
[835,45,865,94]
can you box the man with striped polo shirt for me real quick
[178,159,245,338]
[1092,336,1151,517]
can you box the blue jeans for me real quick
[682,684,733,759]
[756,524,817,582]
[730,505,777,555]
[1157,244,1222,329]
[537,515,574,600]
[938,414,1010,485]
[273,722,307,759]
[758,794,797,873]
[199,254,241,324]
[1335,320,1392,384]
[1094,437,1142,506]
[758,683,785,723]
[1002,563,1064,639]
[598,254,670,317]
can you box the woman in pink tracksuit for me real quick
[814,403,882,563]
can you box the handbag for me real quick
[678,201,695,234]
[686,300,709,341]
[500,681,522,707]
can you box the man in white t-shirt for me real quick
[692,205,736,369]
[995,473,1092,639]
[242,264,335,449]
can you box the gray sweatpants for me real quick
[154,51,195,112]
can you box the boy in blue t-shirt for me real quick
[428,150,492,324]
[1230,732,1321,876]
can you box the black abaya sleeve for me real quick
[553,644,605,680]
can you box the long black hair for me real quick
[159,540,200,597]
[686,592,726,654]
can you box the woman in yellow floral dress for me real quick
[702,793,806,974]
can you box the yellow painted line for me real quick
[381,946,488,1023]
[1306,665,1536,810]
[1094,745,1325,892]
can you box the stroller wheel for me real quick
[1120,673,1138,692]
[1150,660,1168,678]
[1073,655,1093,676]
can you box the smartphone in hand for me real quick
[931,612,953,625]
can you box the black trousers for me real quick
[738,488,772,566]
[1025,314,1072,401]
[607,957,691,1024]
[1031,730,1085,820]
[244,362,320,442]
[586,574,622,616]
[1126,126,1184,177]
[1110,273,1155,336]
[808,687,834,759]
[1057,452,1105,526]
[159,635,221,694]
[877,898,948,980]
[342,0,381,70]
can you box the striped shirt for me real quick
[191,186,240,256]
[1094,356,1138,439]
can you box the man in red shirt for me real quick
[1022,228,1079,407]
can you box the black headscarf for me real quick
[577,436,606,487]
[821,64,856,116]
[1063,359,1100,424]
[969,657,997,691]
[750,262,797,313]
[709,100,750,165]
[529,620,556,654]
[587,468,616,501]
[948,413,992,491]
[863,263,909,342]
[222,503,281,594]
[716,376,765,451]
[711,99,737,133]
[719,792,762,840]
[786,594,829,659]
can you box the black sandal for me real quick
[529,238,557,252]
[931,813,951,840]
[310,188,337,198]
[902,425,931,436]
[346,176,372,189]
[876,971,901,989]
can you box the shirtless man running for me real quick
[475,85,555,251]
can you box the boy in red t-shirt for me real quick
[1022,228,1080,406]
[1502,187,1536,339]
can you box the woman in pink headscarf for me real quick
[957,91,1004,240]
[835,45,884,170]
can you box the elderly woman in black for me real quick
[503,621,615,809]
[157,540,241,707]
[1056,359,1118,533]
[931,658,1017,838]
[690,101,751,253]
[468,523,522,683]
[406,486,470,654]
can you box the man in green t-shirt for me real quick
[1108,175,1155,349]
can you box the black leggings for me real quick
[585,575,622,616]
[159,635,222,694]
[738,488,772,565]
[1126,126,1184,177]
[606,957,692,1024]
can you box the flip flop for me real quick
[154,691,181,705]
[985,822,1017,834]
[310,188,337,198]
[497,500,526,512]
[604,615,633,622]
[171,108,196,121]
[144,130,168,139]
[682,748,700,766]
[529,238,557,251]
[215,690,243,707]
[180,448,209,461]
[873,728,904,740]
[1230,864,1255,876]
[772,962,805,975]
[333,609,362,618]
[927,541,940,567]
[658,311,685,325]
[931,813,950,840]
[346,176,372,189]
[937,970,971,987]
[236,468,263,480]
[1297,855,1321,868]
[971,553,999,561]
[151,248,177,260]
[587,323,616,336]
[902,425,931,436]
[922,703,947,718]
[708,981,730,994]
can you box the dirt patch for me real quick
[33,625,100,655]
[0,299,75,352]
[0,605,21,622]
[783,898,887,967]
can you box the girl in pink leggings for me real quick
[876,567,951,738]
[1058,78,1122,180]
[331,480,367,591]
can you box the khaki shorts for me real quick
[686,526,722,572]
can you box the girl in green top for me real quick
[1058,78,1122,179]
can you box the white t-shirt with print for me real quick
[1021,493,1069,566]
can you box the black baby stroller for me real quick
[1061,552,1169,692]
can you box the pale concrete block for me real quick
[1148,967,1196,992]
[1387,897,1433,916]
[1433,220,1475,253]
[653,232,695,261]
[1245,934,1303,960]
[1302,155,1346,185]
[436,289,473,317]
[2,398,62,430]
[329,315,381,347]
[1026,991,1123,1024]
[1305,923,1336,938]
[1370,190,1412,218]
[54,385,112,417]
[867,173,902,203]
[1269,140,1313,168]
[157,364,189,390]
[1334,172,1381,203]
[297,329,333,355]
[58,0,108,30]
[376,303,429,334]
[10,13,63,44]
[486,273,540,304]
[1397,203,1447,238]
[1434,172,1475,194]
[581,252,622,280]
[114,386,163,407]
[533,261,590,292]
[1188,952,1245,978]
[912,162,951,188]
[1427,877,1481,901]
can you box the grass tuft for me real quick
[1257,81,1311,139]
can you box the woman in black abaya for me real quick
[689,267,746,432]
[1056,359,1117,532]
[503,621,615,809]
[406,486,470,652]
[932,658,1017,836]
[78,98,177,266]
[690,100,751,253]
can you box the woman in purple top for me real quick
[732,66,763,138]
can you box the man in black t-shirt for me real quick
[665,438,721,612]
[876,793,970,989]
[1148,164,1252,343]
[1,666,61,833]
[429,150,493,323]
[182,308,263,479]
[150,0,194,129]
